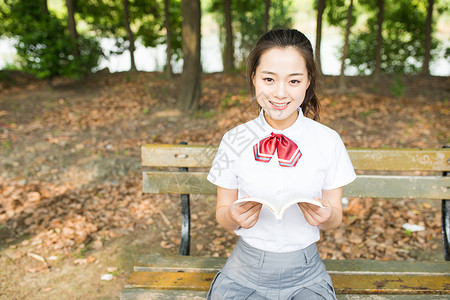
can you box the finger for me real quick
[299,202,317,215]
[246,218,259,229]
[298,204,322,226]
[303,212,320,226]
[249,203,262,214]
[237,204,262,228]
[240,202,262,216]
[241,212,260,229]
[231,202,257,216]
[236,201,259,210]
[240,203,262,221]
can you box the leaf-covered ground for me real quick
[0,72,448,299]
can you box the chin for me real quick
[266,110,294,121]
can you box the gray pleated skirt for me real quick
[207,238,337,300]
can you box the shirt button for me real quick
[276,190,282,195]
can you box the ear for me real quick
[252,72,256,86]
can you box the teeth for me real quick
[271,101,289,107]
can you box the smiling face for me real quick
[252,47,310,130]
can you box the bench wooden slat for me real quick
[142,145,450,171]
[125,272,450,295]
[143,171,215,195]
[135,255,450,275]
[123,256,450,298]
[120,289,448,300]
[135,255,226,273]
[333,274,449,294]
[143,171,449,199]
[120,288,207,300]
[345,175,449,199]
[349,148,450,172]
[141,144,217,168]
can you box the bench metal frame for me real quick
[442,145,450,260]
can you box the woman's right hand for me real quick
[229,201,262,229]
[216,187,262,231]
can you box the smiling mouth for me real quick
[269,101,290,110]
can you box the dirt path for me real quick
[0,72,449,299]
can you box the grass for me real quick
[194,108,217,119]
[73,247,89,259]
[360,108,374,117]
[390,75,406,98]
[2,141,11,149]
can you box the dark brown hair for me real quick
[246,29,320,120]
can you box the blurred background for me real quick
[0,1,449,299]
[0,0,448,78]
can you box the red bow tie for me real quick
[253,133,302,167]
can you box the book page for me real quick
[234,197,279,217]
[279,198,324,220]
[234,197,323,220]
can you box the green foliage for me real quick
[1,1,102,79]
[209,0,294,68]
[138,0,182,61]
[0,61,20,72]
[324,0,357,68]
[325,0,355,27]
[269,0,295,31]
[77,0,182,63]
[347,0,440,74]
[76,0,130,55]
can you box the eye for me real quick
[290,79,301,85]
[263,77,274,83]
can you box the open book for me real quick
[234,197,324,220]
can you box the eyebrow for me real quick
[261,70,305,76]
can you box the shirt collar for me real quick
[257,107,306,139]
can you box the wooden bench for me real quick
[121,144,450,299]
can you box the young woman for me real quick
[207,29,356,300]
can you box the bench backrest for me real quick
[142,145,450,200]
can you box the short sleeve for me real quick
[207,131,239,190]
[323,132,356,190]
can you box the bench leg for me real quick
[443,199,450,261]
[443,145,450,261]
[180,192,190,255]
[179,141,190,256]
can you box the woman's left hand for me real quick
[298,197,333,226]
[298,188,344,230]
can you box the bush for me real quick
[1,1,103,80]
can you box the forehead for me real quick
[257,47,307,73]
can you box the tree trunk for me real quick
[223,0,234,73]
[421,0,434,76]
[373,0,384,79]
[315,0,326,76]
[338,0,353,93]
[66,0,78,40]
[164,0,173,78]
[66,0,80,57]
[43,0,49,15]
[180,0,201,111]
[123,0,137,72]
[264,0,271,32]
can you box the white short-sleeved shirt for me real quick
[207,109,356,252]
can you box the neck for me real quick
[264,111,299,130]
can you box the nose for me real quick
[274,83,287,99]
